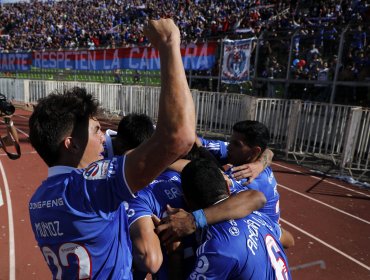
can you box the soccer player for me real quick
[158,121,294,249]
[28,19,196,279]
[104,114,266,279]
[226,120,294,248]
[103,113,156,159]
[181,158,292,280]
[197,134,274,185]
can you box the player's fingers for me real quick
[242,178,253,185]
[143,19,156,37]
[155,223,169,235]
[152,215,161,227]
[232,170,252,180]
[166,204,180,214]
[231,164,250,172]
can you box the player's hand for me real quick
[154,205,196,245]
[231,161,264,185]
[143,18,181,51]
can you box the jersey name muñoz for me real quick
[29,156,134,279]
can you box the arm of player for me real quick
[280,227,295,249]
[231,148,274,184]
[204,189,266,224]
[130,217,163,274]
[152,215,185,279]
[156,190,266,244]
[125,19,195,192]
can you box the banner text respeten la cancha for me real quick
[0,43,216,71]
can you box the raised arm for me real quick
[125,19,195,192]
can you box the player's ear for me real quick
[252,146,262,158]
[63,137,79,153]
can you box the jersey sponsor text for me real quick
[29,197,64,210]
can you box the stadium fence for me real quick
[1,78,368,181]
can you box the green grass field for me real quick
[0,68,161,86]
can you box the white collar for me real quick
[48,165,76,177]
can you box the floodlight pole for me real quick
[217,39,225,93]
[329,25,349,104]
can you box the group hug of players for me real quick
[28,19,294,279]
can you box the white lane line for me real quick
[280,218,370,271]
[279,183,370,225]
[0,183,3,206]
[13,114,29,119]
[0,161,15,280]
[272,162,370,198]
[13,127,29,138]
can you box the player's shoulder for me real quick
[253,166,276,184]
[209,219,246,244]
[156,169,181,183]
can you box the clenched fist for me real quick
[143,18,181,51]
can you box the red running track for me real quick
[0,109,369,280]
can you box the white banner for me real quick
[221,38,254,84]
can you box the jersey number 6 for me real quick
[265,234,289,280]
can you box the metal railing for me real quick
[1,78,369,180]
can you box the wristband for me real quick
[192,209,208,229]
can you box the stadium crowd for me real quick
[0,1,368,51]
[0,0,369,103]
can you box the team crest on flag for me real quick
[221,38,254,84]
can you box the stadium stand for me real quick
[0,0,369,105]
[0,1,368,51]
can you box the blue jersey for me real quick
[125,170,184,227]
[200,138,281,225]
[199,137,229,165]
[228,166,280,224]
[29,157,134,280]
[189,211,291,280]
[125,169,195,280]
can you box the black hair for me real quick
[182,144,222,168]
[29,87,99,167]
[181,158,229,210]
[232,120,270,151]
[116,113,154,151]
